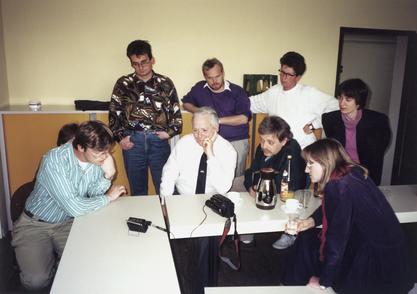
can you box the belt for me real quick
[24,208,46,223]
[130,130,157,135]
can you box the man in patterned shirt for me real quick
[12,121,126,290]
[109,39,182,196]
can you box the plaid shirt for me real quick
[109,72,182,141]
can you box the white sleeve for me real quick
[310,90,339,129]
[249,91,270,113]
[206,146,237,194]
[160,146,180,197]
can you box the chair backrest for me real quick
[11,181,35,222]
[230,176,247,192]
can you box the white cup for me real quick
[28,100,42,111]
[285,198,303,213]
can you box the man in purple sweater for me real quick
[182,58,251,176]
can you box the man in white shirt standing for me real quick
[250,51,339,149]
[250,51,338,250]
[160,106,237,197]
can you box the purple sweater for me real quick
[182,81,251,141]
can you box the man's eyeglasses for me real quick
[131,59,152,68]
[278,69,297,78]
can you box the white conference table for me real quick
[379,185,417,223]
[49,185,417,293]
[165,185,417,239]
[205,285,336,294]
[50,196,180,294]
[165,192,320,239]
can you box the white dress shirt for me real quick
[250,83,339,148]
[160,134,237,197]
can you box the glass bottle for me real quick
[280,155,294,201]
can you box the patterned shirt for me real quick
[25,142,111,223]
[109,72,183,141]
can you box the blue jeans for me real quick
[122,131,170,196]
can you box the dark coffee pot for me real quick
[255,167,278,210]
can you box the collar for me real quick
[133,71,156,83]
[67,143,93,172]
[204,80,231,93]
[342,109,363,127]
[283,83,301,93]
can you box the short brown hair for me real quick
[202,58,224,74]
[258,116,293,142]
[72,121,114,151]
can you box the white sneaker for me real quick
[272,233,296,249]
[240,234,254,244]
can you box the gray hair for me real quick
[192,106,219,128]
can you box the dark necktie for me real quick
[195,153,208,194]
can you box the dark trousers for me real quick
[283,228,322,286]
[170,237,219,294]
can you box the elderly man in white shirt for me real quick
[250,51,339,149]
[160,106,237,197]
[160,106,237,293]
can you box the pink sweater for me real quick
[341,110,362,163]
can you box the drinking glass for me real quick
[295,189,312,208]
[286,214,299,235]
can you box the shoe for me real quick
[272,233,296,250]
[240,234,254,244]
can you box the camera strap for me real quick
[218,214,240,270]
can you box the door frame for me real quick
[335,27,416,185]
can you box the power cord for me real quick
[189,205,208,238]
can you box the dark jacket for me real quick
[310,167,413,293]
[322,109,391,185]
[244,138,306,192]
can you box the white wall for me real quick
[0,0,8,106]
[1,0,417,106]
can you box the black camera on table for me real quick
[205,194,235,218]
[126,217,151,233]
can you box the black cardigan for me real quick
[322,109,391,185]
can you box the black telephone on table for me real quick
[205,194,235,218]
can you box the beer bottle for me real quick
[280,155,294,201]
